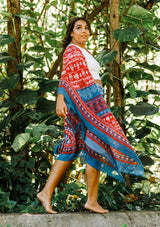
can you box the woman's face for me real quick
[70,20,90,48]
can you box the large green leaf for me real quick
[140,155,154,166]
[113,27,141,42]
[110,106,121,119]
[0,55,15,63]
[0,74,19,89]
[96,50,108,64]
[15,89,38,105]
[147,138,160,145]
[123,5,153,29]
[130,102,159,116]
[15,61,35,70]
[129,70,154,81]
[29,45,51,52]
[45,36,61,47]
[127,84,136,98]
[21,0,36,7]
[102,51,118,65]
[148,90,160,95]
[11,133,31,152]
[27,70,45,78]
[0,19,9,23]
[136,127,151,139]
[36,97,56,113]
[25,123,55,142]
[146,120,160,131]
[137,63,160,72]
[134,90,149,98]
[96,50,117,65]
[134,90,160,98]
[101,72,113,86]
[50,0,58,7]
[0,99,16,109]
[41,135,52,142]
[15,13,37,22]
[0,35,15,45]
[38,79,59,92]
[31,143,41,152]
[44,30,56,38]
[23,53,44,65]
[0,11,12,17]
[0,89,3,97]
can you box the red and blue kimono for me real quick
[55,45,144,182]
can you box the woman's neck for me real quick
[70,42,85,49]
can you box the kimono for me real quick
[54,45,144,182]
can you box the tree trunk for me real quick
[105,3,111,107]
[110,0,124,121]
[110,0,130,186]
[110,0,125,132]
[7,0,23,101]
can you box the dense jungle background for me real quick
[0,0,160,213]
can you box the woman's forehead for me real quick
[74,20,88,27]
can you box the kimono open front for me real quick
[54,45,144,182]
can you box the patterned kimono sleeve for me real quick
[58,46,95,95]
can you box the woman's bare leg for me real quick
[37,159,73,214]
[85,163,109,213]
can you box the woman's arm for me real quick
[56,94,67,119]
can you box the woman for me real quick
[37,17,144,214]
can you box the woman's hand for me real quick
[56,94,67,119]
[95,79,102,86]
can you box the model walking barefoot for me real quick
[37,17,144,214]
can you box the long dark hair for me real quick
[62,17,91,50]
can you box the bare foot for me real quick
[85,202,109,214]
[37,192,57,214]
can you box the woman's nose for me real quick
[82,27,87,32]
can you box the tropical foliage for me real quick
[0,0,160,213]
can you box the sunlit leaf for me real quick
[127,84,136,98]
[0,11,12,17]
[11,133,31,152]
[123,5,153,28]
[0,19,9,23]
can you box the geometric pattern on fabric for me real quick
[55,45,144,182]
